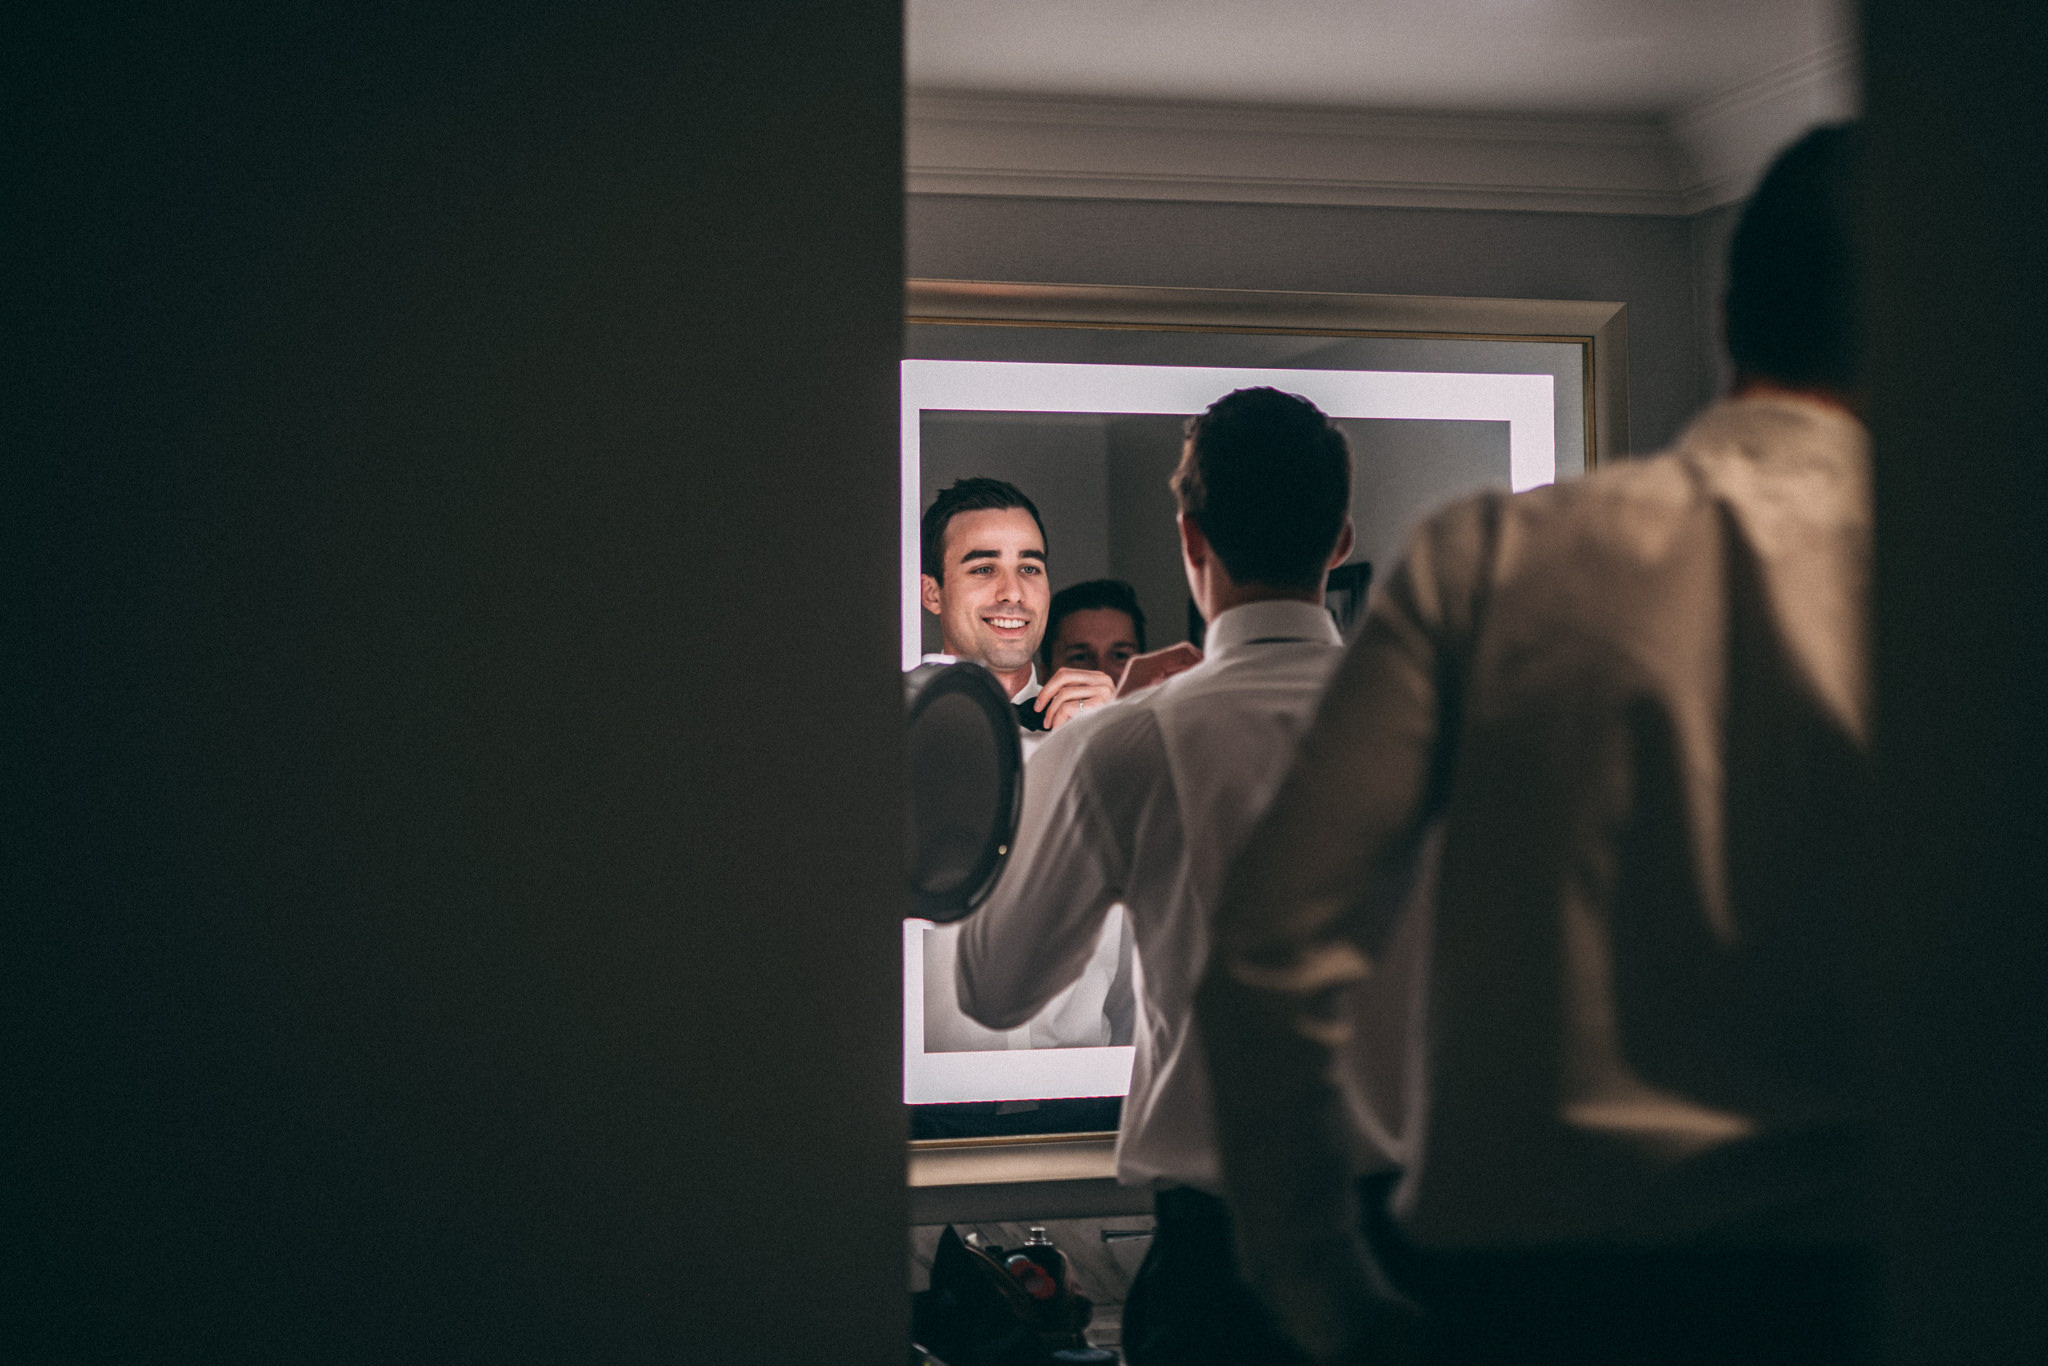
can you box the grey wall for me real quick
[1108,416,1198,645]
[1341,418,1512,571]
[1689,201,1745,407]
[13,8,905,1363]
[910,194,1715,455]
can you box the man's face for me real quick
[1047,607,1141,680]
[920,507,1050,674]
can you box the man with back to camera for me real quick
[956,389,1419,1366]
[1198,126,1875,1366]
[918,478,1132,1055]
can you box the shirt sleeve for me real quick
[956,709,1138,1032]
[1194,496,1495,1360]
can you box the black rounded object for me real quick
[904,661,1022,923]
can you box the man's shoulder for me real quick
[1415,394,1867,548]
[1388,394,1869,642]
[1037,637,1343,761]
[1142,643,1346,733]
[1399,431,1717,588]
[1433,443,1692,530]
[1030,686,1169,774]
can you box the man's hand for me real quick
[1034,667,1119,730]
[1116,642,1204,697]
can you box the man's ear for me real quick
[1177,513,1210,570]
[1326,518,1356,570]
[920,573,943,616]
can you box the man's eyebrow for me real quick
[956,546,1047,563]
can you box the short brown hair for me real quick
[921,478,1046,582]
[1726,123,1861,391]
[1171,388,1351,591]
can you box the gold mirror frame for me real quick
[908,279,1628,471]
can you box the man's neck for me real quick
[953,653,1032,698]
[991,661,1034,698]
[1731,373,1863,420]
[1201,581,1323,621]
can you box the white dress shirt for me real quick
[1200,394,1873,1320]
[959,599,1414,1190]
[919,666,1131,1054]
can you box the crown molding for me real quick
[908,46,1858,219]
[909,91,1688,216]
[1667,41,1860,213]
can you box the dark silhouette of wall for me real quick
[9,8,905,1362]
[1866,3,2048,1363]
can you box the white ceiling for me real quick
[908,0,1853,115]
[905,1,1858,215]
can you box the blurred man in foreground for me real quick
[1198,125,1873,1365]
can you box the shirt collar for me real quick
[1201,599,1341,660]
[923,652,1041,704]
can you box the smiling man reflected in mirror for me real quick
[919,478,1120,733]
[917,477,1135,1060]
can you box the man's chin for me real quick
[978,642,1038,675]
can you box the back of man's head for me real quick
[1726,122,1863,393]
[921,477,1047,582]
[1171,388,1352,591]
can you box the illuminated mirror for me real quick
[902,281,1625,1131]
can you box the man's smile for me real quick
[984,614,1031,632]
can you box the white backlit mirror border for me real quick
[901,357,1556,1105]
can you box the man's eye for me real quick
[1021,564,1042,575]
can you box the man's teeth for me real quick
[988,617,1027,629]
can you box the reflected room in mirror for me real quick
[903,281,1624,1138]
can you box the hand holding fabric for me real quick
[1035,666,1119,730]
[1117,642,1204,697]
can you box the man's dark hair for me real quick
[1726,123,1862,392]
[921,477,1047,582]
[1171,388,1351,591]
[1041,579,1148,671]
